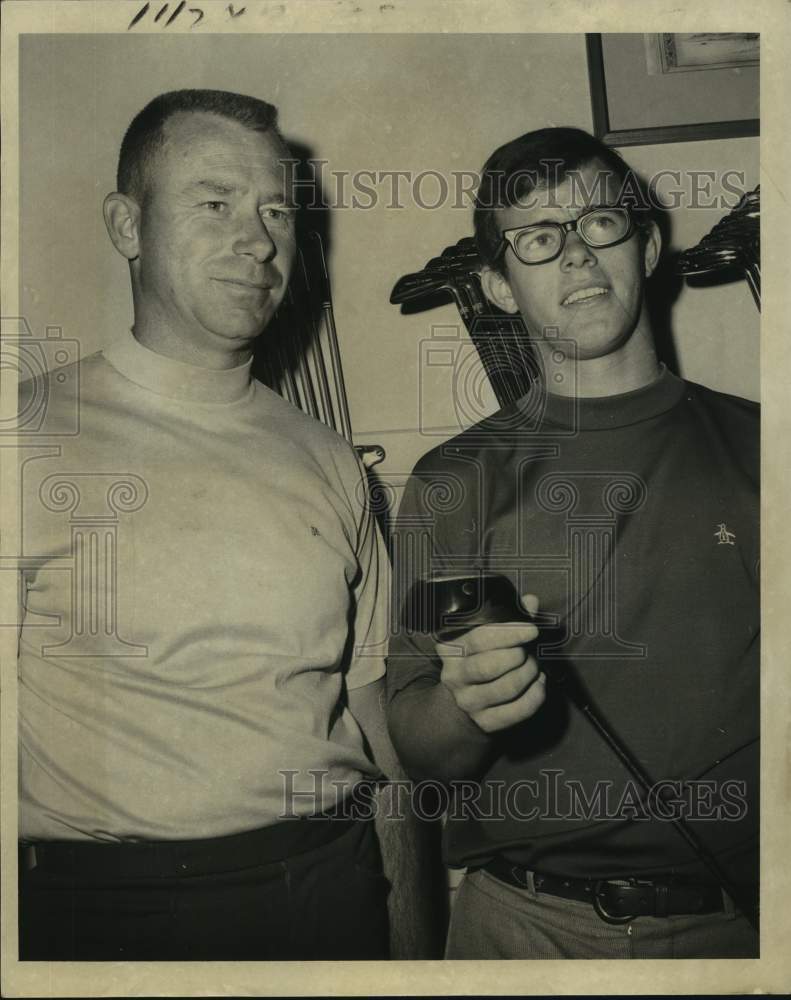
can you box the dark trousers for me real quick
[19,817,390,961]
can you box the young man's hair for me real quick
[117,89,286,203]
[474,126,654,273]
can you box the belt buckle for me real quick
[593,879,637,925]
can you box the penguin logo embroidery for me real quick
[714,523,736,546]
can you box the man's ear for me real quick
[103,192,141,261]
[480,265,520,315]
[642,220,662,279]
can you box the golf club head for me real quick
[401,572,534,641]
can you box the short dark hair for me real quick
[117,89,285,201]
[474,127,653,273]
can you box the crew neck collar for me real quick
[102,329,254,404]
[517,364,686,431]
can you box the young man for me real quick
[386,128,759,959]
[17,89,419,960]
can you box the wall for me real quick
[20,33,759,488]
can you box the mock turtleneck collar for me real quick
[515,364,686,431]
[102,329,254,404]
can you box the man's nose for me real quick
[233,216,277,262]
[560,230,597,269]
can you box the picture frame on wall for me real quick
[586,33,760,146]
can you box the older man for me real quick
[18,89,413,960]
[386,127,759,959]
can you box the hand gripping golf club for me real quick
[401,572,759,931]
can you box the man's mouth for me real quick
[561,286,609,306]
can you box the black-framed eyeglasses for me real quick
[497,207,635,266]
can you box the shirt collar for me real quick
[102,329,254,404]
[518,364,686,431]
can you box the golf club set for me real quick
[675,185,760,310]
[389,237,540,409]
[255,230,385,470]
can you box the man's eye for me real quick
[524,230,552,248]
[260,207,292,224]
[588,210,619,228]
[203,201,227,212]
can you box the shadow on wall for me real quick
[252,139,333,395]
[253,142,330,394]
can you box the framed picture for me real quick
[586,33,759,146]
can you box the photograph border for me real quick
[2,2,790,997]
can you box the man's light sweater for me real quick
[18,330,387,841]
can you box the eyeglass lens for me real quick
[512,208,630,263]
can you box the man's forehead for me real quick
[512,162,623,216]
[159,111,288,174]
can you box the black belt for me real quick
[20,810,358,881]
[483,857,725,924]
